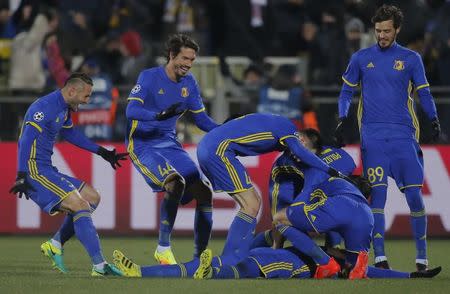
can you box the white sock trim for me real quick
[157,245,171,253]
[51,239,62,250]
[416,258,428,265]
[375,256,388,263]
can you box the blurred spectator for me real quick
[44,31,69,88]
[71,58,119,141]
[9,6,58,92]
[343,17,372,60]
[297,20,325,85]
[0,1,14,38]
[10,0,39,35]
[257,64,318,130]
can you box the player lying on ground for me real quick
[111,246,441,280]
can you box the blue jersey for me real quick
[339,42,437,140]
[270,146,356,215]
[125,66,216,144]
[197,113,330,193]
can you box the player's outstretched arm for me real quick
[126,99,158,121]
[192,110,219,132]
[155,102,184,121]
[97,147,128,170]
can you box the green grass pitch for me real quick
[0,236,448,294]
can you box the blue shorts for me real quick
[287,193,374,253]
[197,142,252,193]
[247,247,311,279]
[27,165,84,215]
[129,138,201,202]
[361,138,424,191]
[269,172,303,217]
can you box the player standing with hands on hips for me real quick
[335,5,440,271]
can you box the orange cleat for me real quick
[314,257,341,279]
[349,251,369,280]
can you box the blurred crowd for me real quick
[0,0,449,143]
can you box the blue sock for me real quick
[370,185,388,259]
[367,266,409,278]
[220,211,256,265]
[53,204,97,246]
[72,210,104,264]
[194,204,213,257]
[141,262,195,278]
[159,197,179,246]
[404,187,427,260]
[250,230,272,249]
[278,225,330,265]
[325,231,342,248]
[212,258,260,279]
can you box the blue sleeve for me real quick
[281,136,330,172]
[338,83,355,119]
[411,54,438,120]
[126,100,157,121]
[186,76,207,113]
[192,110,219,132]
[17,124,41,172]
[60,127,100,153]
[339,53,360,119]
[335,149,356,175]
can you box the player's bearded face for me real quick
[375,20,399,49]
[171,47,196,78]
[69,85,92,111]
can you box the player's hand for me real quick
[9,172,36,200]
[97,147,128,170]
[156,102,184,121]
[333,117,347,147]
[350,175,372,199]
[431,118,441,142]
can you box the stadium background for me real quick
[0,0,449,291]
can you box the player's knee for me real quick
[273,209,289,225]
[242,194,261,217]
[81,186,101,207]
[164,174,185,200]
[63,195,91,213]
[194,183,212,205]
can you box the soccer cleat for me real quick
[40,240,67,273]
[154,248,177,265]
[374,260,391,270]
[410,266,442,278]
[313,257,341,279]
[194,249,213,279]
[91,263,124,277]
[112,250,142,277]
[416,262,428,272]
[349,251,369,280]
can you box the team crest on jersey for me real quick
[131,84,141,94]
[181,87,189,98]
[33,111,44,122]
[393,60,405,71]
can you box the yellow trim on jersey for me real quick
[342,76,359,87]
[416,83,430,91]
[178,264,188,277]
[270,165,304,216]
[28,140,75,207]
[371,183,388,188]
[357,94,363,131]
[189,107,205,113]
[291,265,310,277]
[62,123,73,128]
[215,132,274,191]
[371,208,384,214]
[279,135,298,145]
[410,210,426,217]
[127,97,144,104]
[399,184,423,191]
[127,120,163,186]
[408,81,420,141]
[261,262,293,273]
[290,189,328,233]
[26,121,42,133]
[231,266,240,278]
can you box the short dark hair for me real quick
[300,128,323,152]
[165,34,199,63]
[64,72,93,87]
[371,4,403,29]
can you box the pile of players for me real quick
[10,4,442,279]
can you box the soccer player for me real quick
[251,128,356,249]
[9,73,127,276]
[334,4,440,271]
[125,34,218,264]
[196,113,342,266]
[111,246,442,280]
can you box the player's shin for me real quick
[194,203,213,258]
